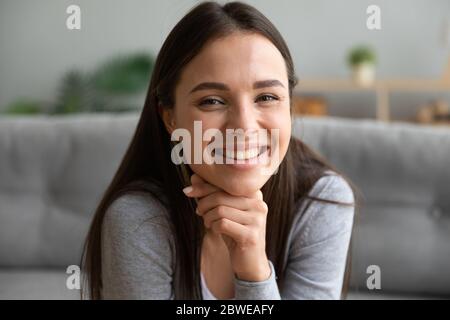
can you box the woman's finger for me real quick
[197,191,256,214]
[183,181,221,199]
[190,173,205,185]
[200,205,252,229]
[254,190,263,201]
[210,218,250,244]
[182,173,221,199]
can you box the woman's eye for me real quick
[198,95,279,107]
[256,94,279,103]
[199,98,224,106]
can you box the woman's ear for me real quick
[158,104,176,134]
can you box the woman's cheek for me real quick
[268,115,291,160]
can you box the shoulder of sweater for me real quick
[103,188,172,236]
[288,170,355,247]
[307,170,354,204]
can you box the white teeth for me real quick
[224,148,260,160]
[213,146,269,161]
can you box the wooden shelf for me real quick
[294,57,450,121]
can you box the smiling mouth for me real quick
[213,145,270,160]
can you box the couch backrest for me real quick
[295,117,450,296]
[0,114,137,268]
[1,113,449,295]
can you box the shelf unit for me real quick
[294,58,450,121]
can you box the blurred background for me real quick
[0,0,449,300]
[2,0,450,120]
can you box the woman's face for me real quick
[163,32,291,196]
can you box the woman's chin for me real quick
[189,165,273,196]
[212,175,268,197]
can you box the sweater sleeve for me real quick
[233,173,355,300]
[101,192,175,299]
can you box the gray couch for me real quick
[0,113,449,299]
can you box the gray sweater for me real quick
[101,171,355,300]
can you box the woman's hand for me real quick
[183,174,271,282]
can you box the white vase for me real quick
[352,63,375,87]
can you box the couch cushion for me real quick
[0,113,139,267]
[0,268,438,300]
[345,290,445,300]
[0,268,80,299]
[349,204,450,295]
[294,117,450,211]
[293,116,450,295]
[1,114,449,298]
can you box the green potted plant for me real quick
[90,52,154,112]
[4,99,43,115]
[52,52,154,114]
[347,45,377,87]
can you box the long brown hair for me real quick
[81,1,358,300]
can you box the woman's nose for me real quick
[226,99,260,132]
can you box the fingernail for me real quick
[182,186,193,195]
[195,207,200,215]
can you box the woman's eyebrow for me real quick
[189,79,285,94]
[253,79,285,90]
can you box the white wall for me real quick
[1,0,450,119]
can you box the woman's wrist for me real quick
[235,258,272,282]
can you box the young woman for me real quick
[81,1,357,300]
